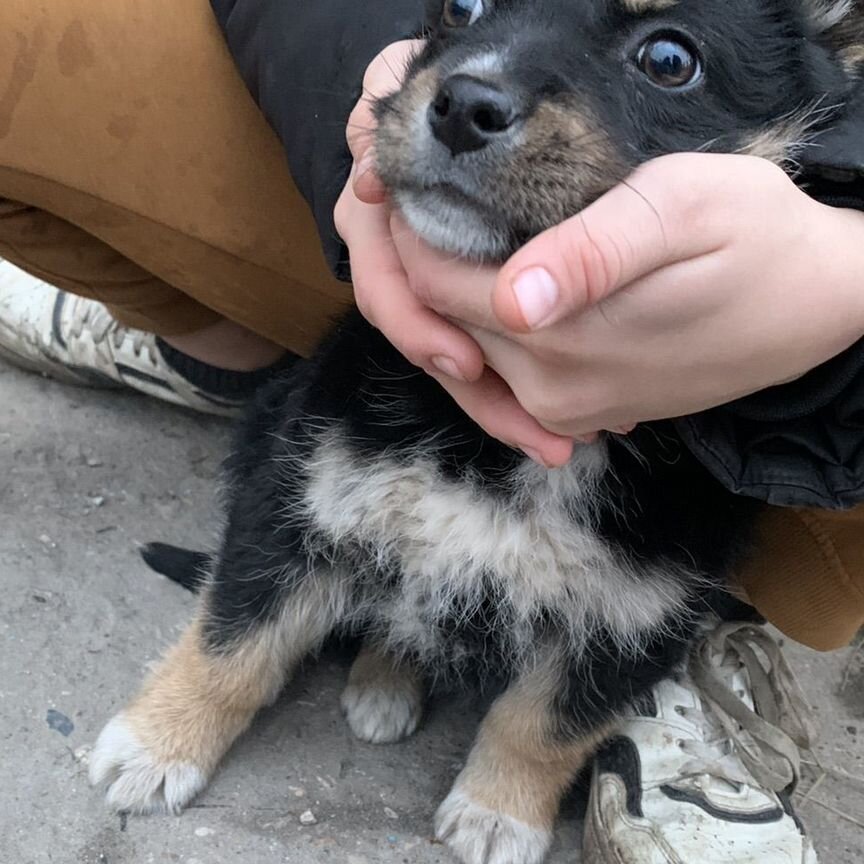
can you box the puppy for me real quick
[90,2,863,863]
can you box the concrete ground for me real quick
[1,359,862,864]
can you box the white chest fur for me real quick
[301,434,690,659]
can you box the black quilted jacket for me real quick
[210,0,864,509]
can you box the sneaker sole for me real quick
[582,808,611,864]
[583,776,819,864]
[583,776,630,864]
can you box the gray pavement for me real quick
[1,360,862,864]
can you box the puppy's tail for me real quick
[140,543,211,593]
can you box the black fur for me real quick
[193,318,758,730]
[377,0,855,260]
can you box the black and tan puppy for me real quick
[90,2,863,862]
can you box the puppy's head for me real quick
[375,0,864,261]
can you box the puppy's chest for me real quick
[300,435,687,658]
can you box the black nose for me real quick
[429,75,517,156]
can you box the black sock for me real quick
[156,338,297,401]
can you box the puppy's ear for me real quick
[804,0,864,74]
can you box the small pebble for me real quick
[384,807,399,820]
[299,810,317,826]
[88,495,106,507]
[86,456,104,467]
[46,708,74,737]
[73,745,91,765]
[194,827,215,837]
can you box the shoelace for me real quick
[682,622,816,793]
[68,296,158,367]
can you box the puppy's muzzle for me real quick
[429,74,521,155]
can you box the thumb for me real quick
[493,154,717,332]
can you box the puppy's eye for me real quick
[636,34,702,89]
[442,0,485,28]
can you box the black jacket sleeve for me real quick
[675,84,864,510]
[209,0,864,509]
[210,0,425,281]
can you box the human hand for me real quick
[335,40,575,465]
[339,47,864,469]
[384,154,864,465]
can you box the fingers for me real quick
[347,39,424,161]
[493,153,725,333]
[346,99,386,204]
[390,213,502,330]
[347,40,425,205]
[427,368,575,468]
[338,186,572,464]
[353,152,388,204]
[335,185,485,383]
[461,324,637,440]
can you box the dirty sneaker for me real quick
[0,261,251,416]
[584,622,818,864]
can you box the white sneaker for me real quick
[0,261,242,416]
[584,622,818,864]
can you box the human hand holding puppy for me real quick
[338,42,864,468]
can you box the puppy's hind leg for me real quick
[341,640,424,744]
[435,654,611,864]
[90,570,348,815]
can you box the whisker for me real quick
[620,180,668,250]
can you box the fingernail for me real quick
[512,267,560,329]
[430,355,466,381]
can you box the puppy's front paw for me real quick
[435,787,553,864]
[340,678,422,744]
[89,714,208,814]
